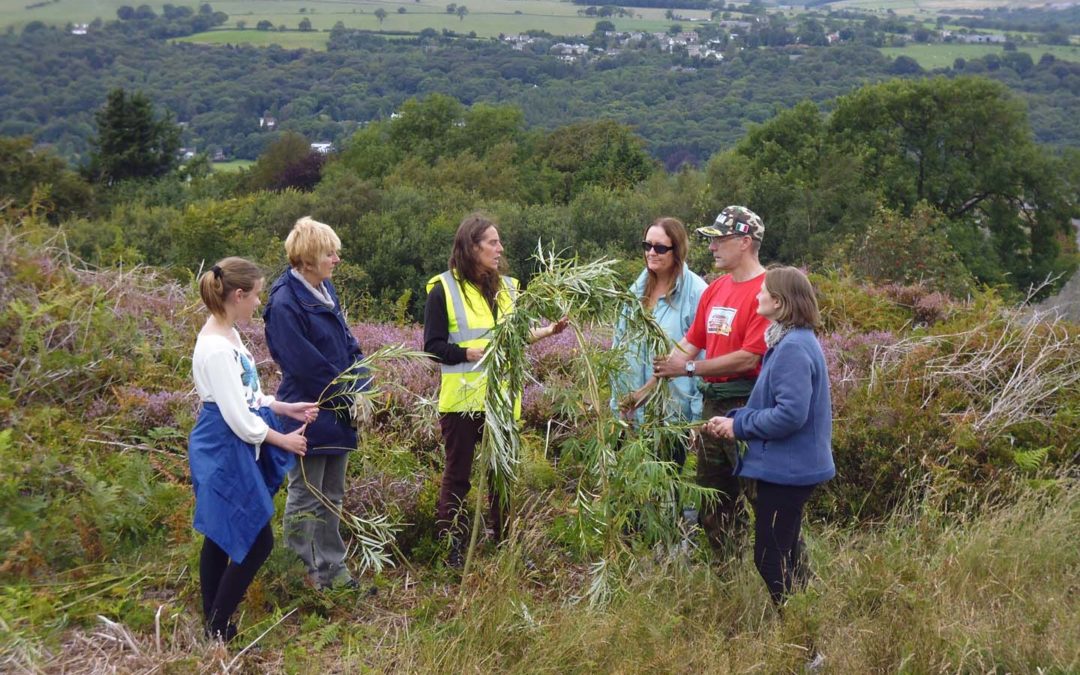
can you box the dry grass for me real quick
[5,452,1077,673]
[374,480,1080,673]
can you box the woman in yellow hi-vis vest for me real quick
[423,213,567,567]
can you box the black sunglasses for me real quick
[641,241,674,255]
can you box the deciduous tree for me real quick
[0,136,94,219]
[246,131,324,192]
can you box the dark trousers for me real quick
[437,413,503,545]
[696,396,749,554]
[753,480,815,605]
[199,523,273,632]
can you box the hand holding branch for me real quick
[530,316,570,343]
[704,416,735,439]
[273,400,319,424]
[652,354,686,379]
[619,378,657,416]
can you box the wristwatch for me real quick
[685,361,696,376]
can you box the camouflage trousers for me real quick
[695,396,755,557]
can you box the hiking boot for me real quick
[205,621,238,643]
[447,545,465,569]
[325,572,358,590]
[444,535,468,569]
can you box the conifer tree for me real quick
[88,88,181,184]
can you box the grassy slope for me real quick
[1,219,1077,672]
[6,476,1077,671]
[211,159,255,172]
[832,0,1057,13]
[175,29,331,49]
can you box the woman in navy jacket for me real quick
[705,266,834,606]
[264,217,366,590]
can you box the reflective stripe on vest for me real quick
[429,271,518,413]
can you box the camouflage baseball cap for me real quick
[696,206,765,241]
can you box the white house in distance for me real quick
[259,116,277,130]
[550,43,591,61]
[688,44,723,60]
[71,24,89,35]
[954,33,1007,43]
[502,34,537,51]
[653,31,700,52]
[310,142,334,154]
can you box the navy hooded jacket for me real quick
[264,269,366,455]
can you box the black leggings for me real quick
[752,480,815,605]
[200,523,274,631]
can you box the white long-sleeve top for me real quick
[192,330,275,454]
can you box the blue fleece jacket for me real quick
[731,327,835,486]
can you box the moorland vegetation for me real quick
[1,57,1078,669]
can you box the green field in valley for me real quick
[1,0,704,37]
[178,27,335,48]
[880,42,1080,68]
[832,0,1052,15]
[210,159,254,172]
[175,28,330,49]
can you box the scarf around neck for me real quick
[289,268,335,308]
[764,321,795,349]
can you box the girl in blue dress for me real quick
[189,257,316,641]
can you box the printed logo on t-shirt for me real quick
[706,306,737,336]
[236,350,261,406]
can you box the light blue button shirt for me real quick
[611,262,708,423]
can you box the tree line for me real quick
[2,17,1079,168]
[4,78,1076,320]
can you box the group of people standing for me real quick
[619,206,835,607]
[186,205,834,642]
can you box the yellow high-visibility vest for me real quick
[427,271,520,416]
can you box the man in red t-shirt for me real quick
[652,205,768,553]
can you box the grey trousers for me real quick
[283,454,350,586]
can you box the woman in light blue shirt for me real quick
[612,217,707,465]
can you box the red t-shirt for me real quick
[684,272,769,382]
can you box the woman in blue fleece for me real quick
[705,266,834,605]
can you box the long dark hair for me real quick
[641,217,689,308]
[449,212,504,309]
